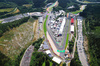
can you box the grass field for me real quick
[65,34,69,49]
[7,7,20,14]
[42,61,53,66]
[71,10,83,14]
[0,8,14,12]
[11,8,20,14]
[0,21,2,23]
[43,15,48,36]
[0,19,34,60]
[23,4,32,8]
[83,1,91,3]
[42,62,45,66]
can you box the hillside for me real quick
[0,19,34,59]
[52,0,80,12]
[79,0,100,2]
[0,0,80,14]
[80,4,100,66]
[0,18,36,65]
[85,0,100,2]
[0,0,46,18]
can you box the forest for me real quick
[70,46,82,66]
[86,0,100,2]
[30,52,59,66]
[53,0,80,12]
[0,0,80,14]
[32,38,44,51]
[80,4,100,66]
[0,48,26,66]
[0,0,46,15]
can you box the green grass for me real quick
[50,61,53,66]
[42,62,45,66]
[83,1,91,3]
[28,18,34,22]
[49,7,53,12]
[43,15,48,36]
[0,8,14,12]
[74,22,76,37]
[0,21,2,23]
[42,61,53,66]
[65,20,70,49]
[65,34,69,49]
[71,10,83,14]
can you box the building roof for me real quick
[52,57,62,64]
[71,18,74,23]
[39,17,43,22]
[59,17,66,34]
[48,54,53,57]
[43,41,49,49]
[45,50,51,54]
[71,25,74,32]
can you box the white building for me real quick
[59,17,66,35]
[71,25,74,33]
[67,5,75,9]
[39,17,43,23]
[45,50,51,54]
[52,57,62,64]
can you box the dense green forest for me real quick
[0,17,29,37]
[70,46,82,66]
[85,0,100,2]
[32,38,44,51]
[79,0,100,2]
[0,0,80,14]
[53,0,80,12]
[69,37,75,53]
[0,0,46,15]
[80,4,100,66]
[30,52,59,66]
[0,48,26,66]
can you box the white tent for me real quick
[71,25,74,32]
[45,50,51,54]
[59,17,66,34]
[52,57,62,64]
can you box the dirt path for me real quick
[33,20,39,41]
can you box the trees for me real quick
[80,4,100,66]
[70,47,82,66]
[69,37,75,53]
[0,17,29,37]
[86,0,100,2]
[30,52,52,66]
[63,63,66,66]
[32,38,43,51]
[69,41,74,53]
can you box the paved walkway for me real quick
[20,45,34,66]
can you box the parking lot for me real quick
[77,16,88,66]
[47,12,66,47]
